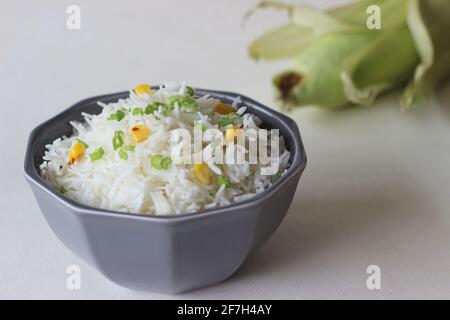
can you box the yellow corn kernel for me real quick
[131,124,150,143]
[134,84,153,95]
[213,103,235,115]
[193,163,213,185]
[225,127,239,143]
[68,142,85,164]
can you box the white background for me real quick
[1,0,450,299]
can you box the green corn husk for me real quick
[247,0,450,110]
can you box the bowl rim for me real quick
[24,88,307,223]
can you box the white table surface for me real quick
[1,0,450,299]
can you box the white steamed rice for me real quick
[40,82,290,215]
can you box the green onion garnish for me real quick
[218,113,240,127]
[151,155,163,169]
[123,145,135,152]
[145,102,171,116]
[117,145,134,160]
[168,95,198,113]
[144,104,157,115]
[59,186,67,194]
[89,147,104,161]
[216,177,231,188]
[151,155,172,170]
[132,107,144,116]
[112,130,124,150]
[161,104,173,116]
[160,157,172,170]
[185,86,195,96]
[119,148,128,160]
[108,109,126,121]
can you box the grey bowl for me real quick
[24,88,307,293]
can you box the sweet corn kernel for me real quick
[193,163,213,185]
[68,142,85,164]
[134,84,153,95]
[131,124,150,143]
[225,127,239,143]
[213,103,235,115]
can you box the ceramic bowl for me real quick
[24,89,307,293]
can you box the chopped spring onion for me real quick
[168,95,198,113]
[132,107,144,116]
[185,86,195,96]
[117,145,135,160]
[89,147,105,161]
[145,102,171,116]
[108,109,126,121]
[119,148,128,160]
[123,145,135,152]
[216,177,231,188]
[151,154,172,170]
[150,155,162,169]
[218,113,240,127]
[160,157,172,169]
[112,130,124,151]
[144,104,157,115]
